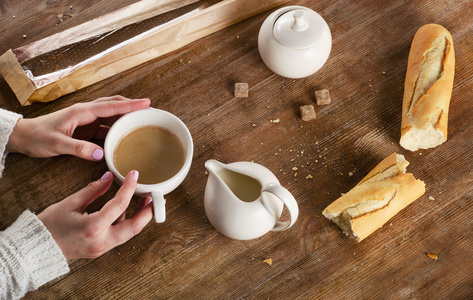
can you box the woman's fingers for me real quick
[67,171,114,211]
[113,211,127,225]
[56,137,104,161]
[73,98,150,126]
[94,170,138,227]
[108,198,153,246]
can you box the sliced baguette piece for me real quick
[400,24,455,151]
[322,153,425,242]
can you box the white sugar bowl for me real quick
[258,6,332,78]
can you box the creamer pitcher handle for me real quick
[262,183,299,231]
[151,191,166,223]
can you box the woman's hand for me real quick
[38,170,153,260]
[6,95,150,160]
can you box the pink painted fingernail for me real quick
[101,171,111,181]
[92,148,104,160]
[133,170,139,181]
[145,197,153,206]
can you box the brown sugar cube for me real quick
[300,105,316,121]
[315,89,331,105]
[234,83,249,98]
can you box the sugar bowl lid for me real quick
[273,8,327,50]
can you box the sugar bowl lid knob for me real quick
[292,11,309,32]
[273,8,328,50]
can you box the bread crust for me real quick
[400,24,455,151]
[357,152,409,186]
[322,153,425,242]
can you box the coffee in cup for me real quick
[104,108,193,223]
[114,125,185,185]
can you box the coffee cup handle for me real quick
[151,191,166,223]
[262,183,299,232]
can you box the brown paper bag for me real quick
[0,0,290,106]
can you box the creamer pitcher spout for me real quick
[204,159,226,176]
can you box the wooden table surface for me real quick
[1,0,472,299]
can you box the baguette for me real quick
[322,153,425,242]
[400,24,455,151]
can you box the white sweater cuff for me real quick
[0,210,70,299]
[0,109,22,178]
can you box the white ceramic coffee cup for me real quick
[104,108,193,223]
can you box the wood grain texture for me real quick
[0,0,472,299]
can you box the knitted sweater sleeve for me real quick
[0,109,70,298]
[0,108,22,178]
[0,211,70,299]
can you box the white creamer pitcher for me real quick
[204,159,299,240]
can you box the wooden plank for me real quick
[0,0,471,299]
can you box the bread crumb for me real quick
[299,105,316,121]
[22,35,26,38]
[269,118,280,123]
[292,167,298,171]
[204,171,208,176]
[428,196,435,200]
[263,258,272,265]
[382,71,387,75]
[348,172,353,177]
[315,89,331,105]
[235,82,249,97]
[306,174,313,179]
[426,253,438,260]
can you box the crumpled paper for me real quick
[0,0,290,106]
